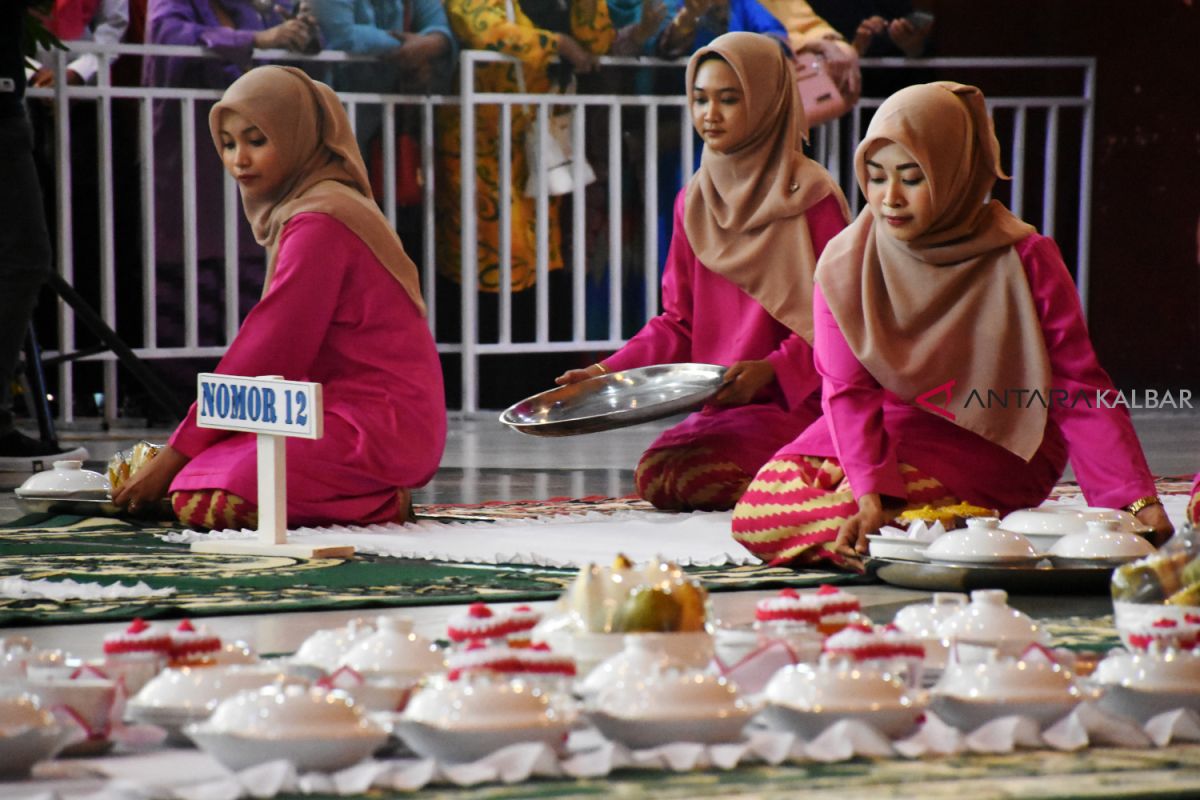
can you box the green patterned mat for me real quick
[0,511,868,627]
[274,745,1200,800]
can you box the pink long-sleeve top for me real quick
[168,213,446,526]
[598,188,847,474]
[781,233,1156,513]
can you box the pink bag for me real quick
[794,57,851,127]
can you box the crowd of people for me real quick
[10,4,1194,564]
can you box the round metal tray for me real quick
[15,494,176,521]
[867,556,1113,594]
[499,363,726,437]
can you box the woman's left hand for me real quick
[1137,503,1175,547]
[834,492,895,558]
[112,446,189,514]
[713,360,774,406]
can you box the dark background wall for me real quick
[927,0,1200,391]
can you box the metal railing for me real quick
[27,43,1094,418]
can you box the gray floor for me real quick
[1,408,1196,657]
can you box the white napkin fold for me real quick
[0,576,175,600]
[804,719,894,761]
[1145,708,1200,747]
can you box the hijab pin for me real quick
[789,181,799,192]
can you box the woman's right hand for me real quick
[834,492,897,558]
[558,34,599,73]
[112,446,190,513]
[852,15,886,56]
[253,18,313,51]
[555,363,607,385]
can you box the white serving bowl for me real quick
[185,684,387,772]
[317,667,413,713]
[936,589,1049,662]
[0,693,75,778]
[1092,646,1200,722]
[761,657,923,738]
[1113,601,1200,651]
[127,664,302,745]
[1000,506,1151,551]
[570,630,713,678]
[866,534,930,562]
[22,676,117,743]
[396,675,577,762]
[15,460,109,499]
[930,649,1082,731]
[924,518,1041,565]
[1047,520,1156,567]
[338,617,444,685]
[589,668,758,748]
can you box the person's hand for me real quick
[713,360,774,406]
[886,17,930,58]
[834,492,897,559]
[632,0,668,47]
[557,34,599,73]
[112,446,189,514]
[278,3,321,51]
[30,67,84,88]
[852,15,886,56]
[805,38,861,101]
[387,31,449,69]
[254,18,313,51]
[555,363,607,385]
[1136,503,1174,547]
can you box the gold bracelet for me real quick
[1125,495,1161,516]
[591,362,609,376]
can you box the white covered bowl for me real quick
[930,648,1082,730]
[924,518,1040,565]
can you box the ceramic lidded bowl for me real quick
[936,589,1049,662]
[290,617,377,673]
[579,633,685,698]
[588,667,758,748]
[395,674,578,762]
[930,647,1082,730]
[0,692,74,778]
[924,517,1041,565]
[1047,520,1156,567]
[127,664,302,745]
[1092,645,1200,722]
[185,684,387,772]
[761,655,923,738]
[892,593,968,680]
[15,460,110,498]
[1001,506,1151,551]
[338,617,444,684]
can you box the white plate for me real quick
[588,709,757,749]
[761,702,923,739]
[185,726,387,772]
[390,718,572,763]
[866,535,930,562]
[1096,685,1200,724]
[929,695,1079,732]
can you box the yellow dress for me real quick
[435,0,614,293]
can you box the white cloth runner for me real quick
[0,577,176,601]
[25,705,1200,798]
[161,510,753,569]
[157,491,1194,570]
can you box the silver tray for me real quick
[15,495,176,521]
[867,556,1113,594]
[499,363,726,437]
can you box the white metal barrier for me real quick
[28,43,1094,419]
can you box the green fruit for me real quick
[1181,556,1200,590]
[1111,561,1166,604]
[613,586,682,633]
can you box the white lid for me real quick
[339,619,443,681]
[1093,646,1200,692]
[131,664,295,712]
[0,693,59,735]
[595,668,748,720]
[15,461,110,498]
[291,619,377,671]
[403,675,576,729]
[763,658,914,712]
[925,527,1039,562]
[933,649,1080,703]
[1048,527,1155,560]
[1000,506,1150,536]
[202,684,382,738]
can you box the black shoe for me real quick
[0,430,89,474]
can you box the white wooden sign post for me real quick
[188,373,354,559]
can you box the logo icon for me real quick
[915,379,956,421]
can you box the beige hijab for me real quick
[816,82,1049,461]
[684,32,850,343]
[210,66,426,315]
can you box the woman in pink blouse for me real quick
[557,32,849,512]
[733,82,1172,568]
[113,66,445,530]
